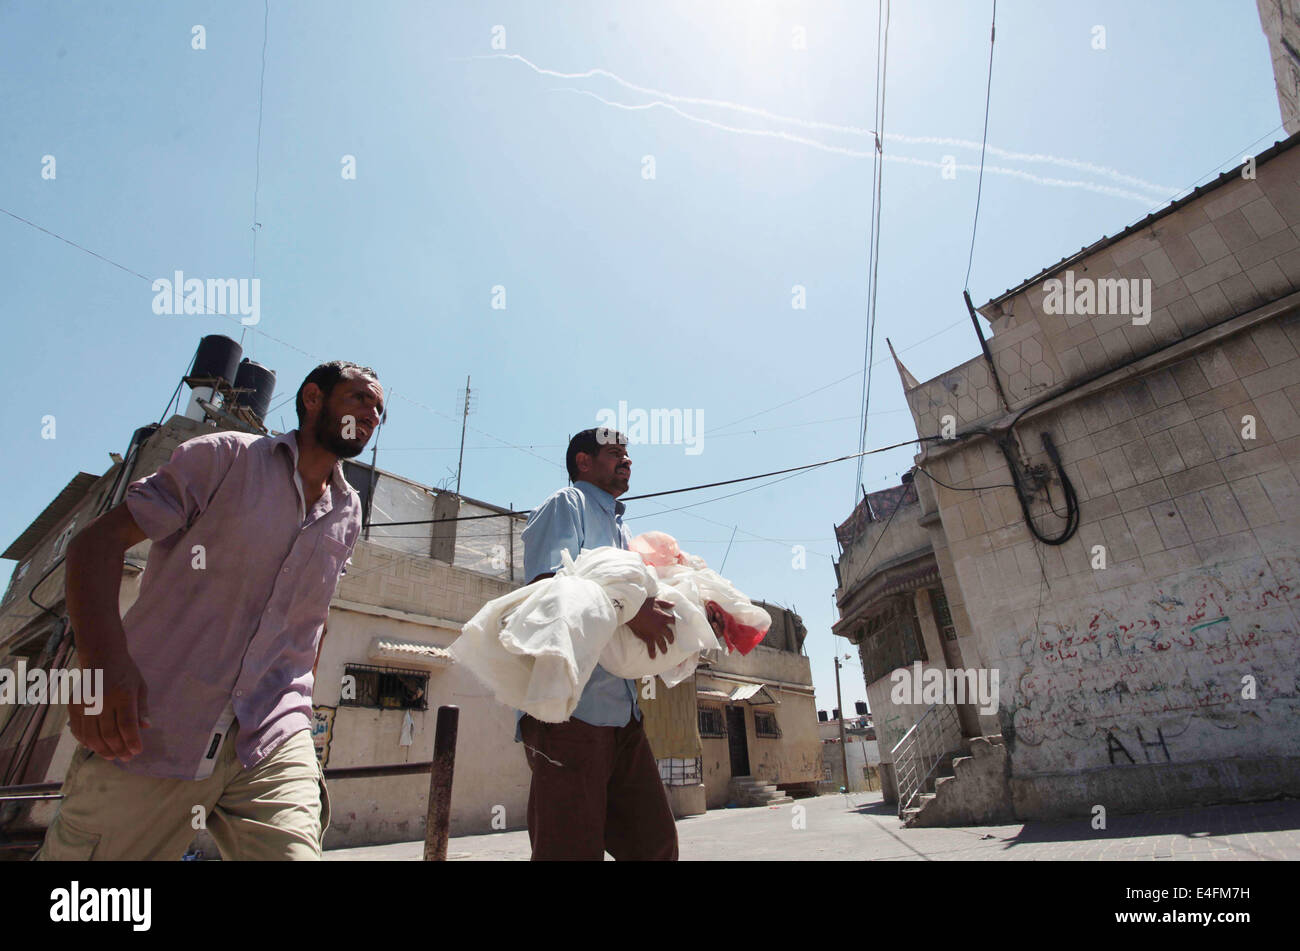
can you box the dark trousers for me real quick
[519,714,678,861]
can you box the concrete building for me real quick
[835,133,1300,826]
[637,602,823,811]
[818,714,881,793]
[1258,0,1300,136]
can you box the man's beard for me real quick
[315,411,367,458]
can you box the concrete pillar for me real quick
[430,493,460,564]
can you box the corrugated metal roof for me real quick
[697,687,730,701]
[730,683,777,705]
[368,637,454,668]
[2,472,101,562]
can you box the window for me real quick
[698,706,725,738]
[341,663,428,711]
[930,588,957,641]
[2,562,29,604]
[657,757,702,786]
[48,520,77,566]
[754,711,781,738]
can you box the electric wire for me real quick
[855,0,890,496]
[963,0,997,292]
[912,464,1015,493]
[367,436,928,527]
[245,0,270,355]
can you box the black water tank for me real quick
[817,710,828,722]
[190,335,242,384]
[855,701,868,715]
[233,359,276,420]
[832,708,840,721]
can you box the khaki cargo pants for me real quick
[35,724,330,861]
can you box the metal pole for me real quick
[834,658,850,791]
[423,705,460,861]
[454,376,470,497]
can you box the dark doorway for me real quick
[725,705,750,776]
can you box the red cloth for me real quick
[706,601,766,655]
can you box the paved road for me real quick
[324,792,1300,861]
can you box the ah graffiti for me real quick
[1105,725,1171,765]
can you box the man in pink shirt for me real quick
[36,360,384,861]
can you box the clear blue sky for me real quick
[0,0,1283,717]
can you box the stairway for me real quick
[729,775,794,807]
[900,734,1013,827]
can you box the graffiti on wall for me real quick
[1005,554,1300,763]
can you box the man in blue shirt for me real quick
[517,427,681,860]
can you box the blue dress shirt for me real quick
[514,480,641,740]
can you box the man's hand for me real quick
[706,603,727,643]
[63,503,152,761]
[69,653,150,761]
[627,597,676,659]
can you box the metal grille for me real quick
[754,711,782,738]
[698,706,725,737]
[340,663,429,711]
[657,757,702,786]
[930,588,957,641]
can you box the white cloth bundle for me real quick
[451,544,766,723]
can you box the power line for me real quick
[855,0,891,496]
[912,464,1015,493]
[0,208,572,480]
[963,0,997,291]
[367,436,928,527]
[245,0,270,358]
[0,208,151,281]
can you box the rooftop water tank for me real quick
[233,359,276,421]
[189,335,242,384]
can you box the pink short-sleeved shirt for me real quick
[116,429,360,779]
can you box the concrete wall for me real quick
[314,586,532,847]
[901,140,1300,817]
[697,641,822,807]
[821,734,881,792]
[836,498,931,603]
[1258,0,1300,136]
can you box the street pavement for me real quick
[323,791,1300,861]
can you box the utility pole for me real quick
[454,375,472,497]
[834,656,850,791]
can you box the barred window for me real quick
[341,663,428,711]
[930,588,957,641]
[698,706,725,737]
[657,757,702,786]
[754,711,781,738]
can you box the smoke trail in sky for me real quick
[560,89,1164,204]
[482,53,1176,200]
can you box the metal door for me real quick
[725,705,750,776]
